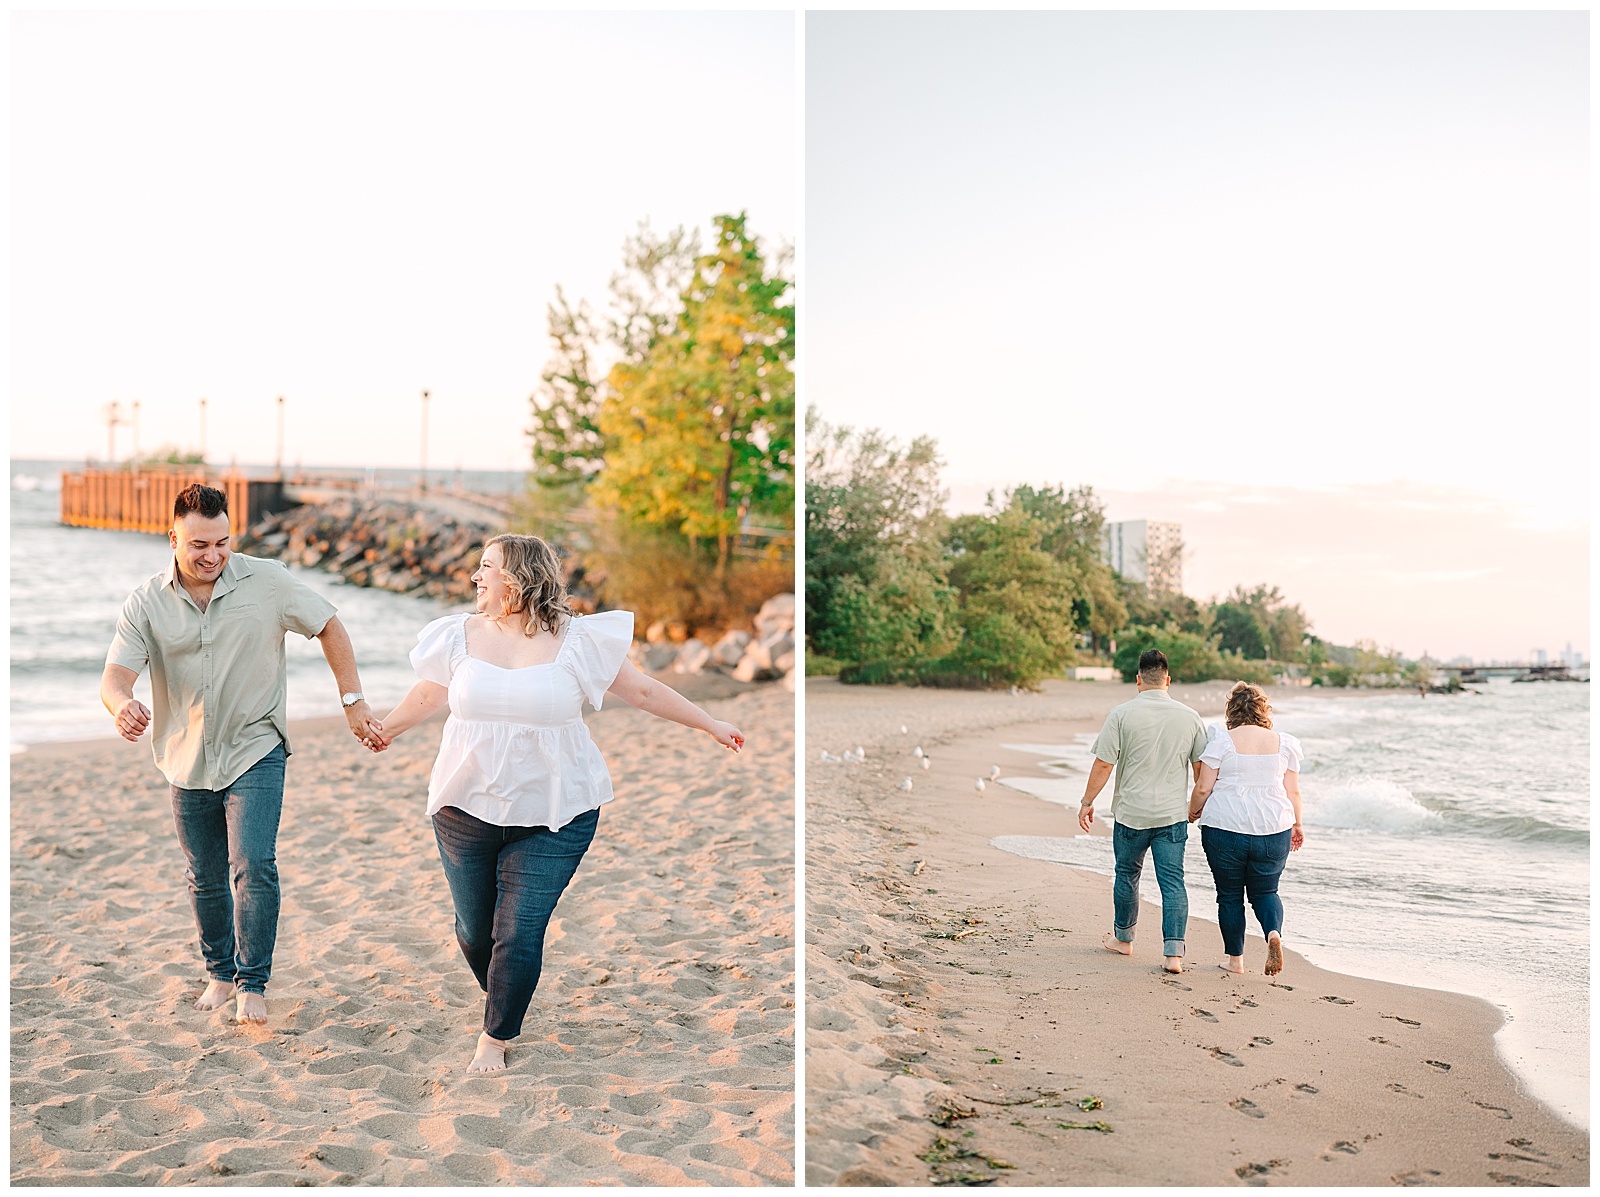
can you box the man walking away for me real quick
[1078,649,1209,973]
[100,483,384,1025]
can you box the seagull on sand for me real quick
[920,756,931,770]
[899,777,914,792]
[820,750,842,762]
[913,746,924,759]
[900,725,908,735]
[988,765,1001,780]
[974,778,986,793]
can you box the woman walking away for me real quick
[1188,682,1304,976]
[372,534,744,1073]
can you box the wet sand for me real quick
[11,679,794,1185]
[804,677,1588,1186]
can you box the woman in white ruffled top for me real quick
[1187,682,1304,977]
[372,534,743,1073]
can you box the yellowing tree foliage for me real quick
[592,213,794,573]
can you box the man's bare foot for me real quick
[467,1032,509,1073]
[1265,932,1284,976]
[194,979,236,1011]
[234,991,267,1025]
[1101,932,1132,956]
[1220,955,1245,974]
[1163,956,1184,973]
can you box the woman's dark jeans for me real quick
[169,743,287,994]
[432,805,599,1041]
[1199,824,1292,958]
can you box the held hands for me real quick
[114,698,152,742]
[708,721,744,753]
[343,701,388,753]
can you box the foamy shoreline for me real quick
[805,677,1589,1186]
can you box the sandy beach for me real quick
[11,676,794,1186]
[804,677,1589,1186]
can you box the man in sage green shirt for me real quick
[101,484,385,1026]
[1078,648,1209,972]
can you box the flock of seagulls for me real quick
[817,726,1001,796]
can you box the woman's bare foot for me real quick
[1219,956,1245,974]
[1163,956,1184,974]
[1101,932,1132,956]
[234,992,267,1025]
[1265,932,1284,976]
[467,1032,509,1073]
[194,979,236,1011]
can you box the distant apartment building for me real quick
[1103,519,1183,595]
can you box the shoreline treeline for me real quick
[805,410,1428,690]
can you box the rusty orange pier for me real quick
[59,469,289,538]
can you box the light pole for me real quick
[276,396,286,480]
[199,398,208,463]
[420,389,430,493]
[131,400,141,465]
[101,401,125,464]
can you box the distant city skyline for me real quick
[809,11,1587,664]
[10,11,795,473]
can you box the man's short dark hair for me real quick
[174,484,228,523]
[1138,649,1169,684]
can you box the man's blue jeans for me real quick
[1111,819,1189,957]
[432,804,599,1041]
[169,743,287,994]
[1199,825,1291,957]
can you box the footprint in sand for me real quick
[1474,1101,1513,1120]
[1424,1060,1451,1072]
[1160,976,1193,991]
[1370,1036,1396,1046]
[1272,983,1294,991]
[1392,1169,1443,1185]
[1387,1083,1424,1099]
[1250,1036,1273,1047]
[1238,998,1259,1008]
[1489,1151,1551,1166]
[1229,1097,1266,1119]
[1234,1159,1288,1185]
[1320,995,1355,1005]
[1207,1047,1245,1068]
[1384,1015,1422,1027]
[1486,1172,1555,1187]
[1191,1008,1219,1022]
[1291,1084,1318,1097]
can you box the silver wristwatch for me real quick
[341,691,364,707]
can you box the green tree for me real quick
[1002,483,1126,653]
[944,504,1082,685]
[593,213,794,575]
[805,409,956,664]
[1211,601,1269,659]
[1113,626,1226,684]
[528,222,700,492]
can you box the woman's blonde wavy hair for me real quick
[482,533,574,637]
[1224,681,1273,730]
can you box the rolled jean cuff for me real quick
[1163,939,1185,957]
[1113,923,1136,943]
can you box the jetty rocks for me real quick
[631,592,797,692]
[239,497,796,690]
[239,497,506,604]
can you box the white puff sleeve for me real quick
[411,614,467,686]
[565,610,635,709]
[1279,732,1304,772]
[1199,723,1229,769]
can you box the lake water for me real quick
[989,683,1590,1128]
[9,483,461,748]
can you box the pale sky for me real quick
[808,11,1588,663]
[10,10,795,474]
